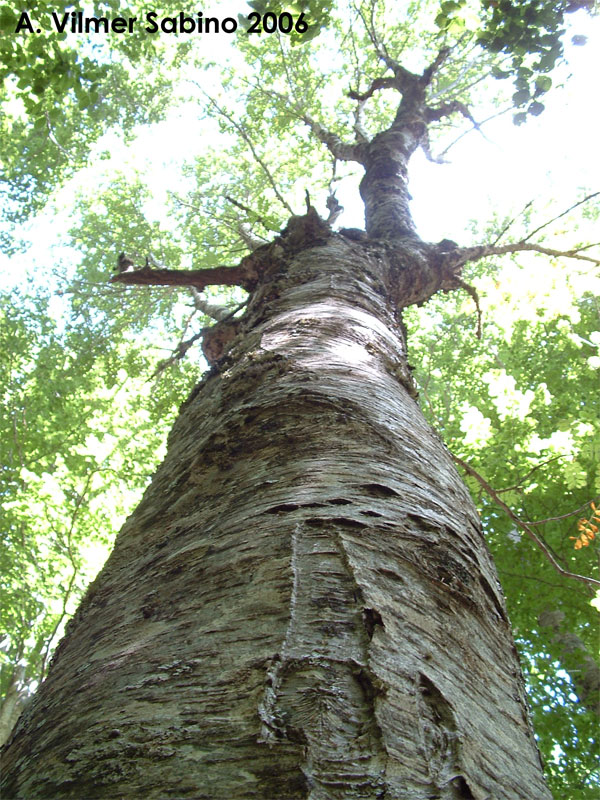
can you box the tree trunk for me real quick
[1,215,551,799]
[0,667,26,748]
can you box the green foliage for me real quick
[433,0,596,123]
[0,273,197,720]
[477,0,594,122]
[0,0,195,227]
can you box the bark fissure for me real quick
[258,520,389,797]
[416,673,476,799]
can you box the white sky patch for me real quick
[482,370,535,422]
[409,15,600,241]
[528,429,574,456]
[303,15,600,237]
[586,331,600,370]
[458,402,494,446]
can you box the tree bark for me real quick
[1,215,551,799]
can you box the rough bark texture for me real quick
[2,215,551,799]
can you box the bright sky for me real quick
[2,7,599,284]
[409,15,600,241]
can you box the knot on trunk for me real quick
[280,206,333,250]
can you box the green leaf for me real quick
[528,101,545,116]
[512,89,530,105]
[32,80,48,96]
[534,76,552,94]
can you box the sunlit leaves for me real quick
[0,1,194,226]
[571,503,600,549]
[1,0,598,786]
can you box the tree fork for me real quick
[2,212,551,799]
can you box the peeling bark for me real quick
[2,215,551,799]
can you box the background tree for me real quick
[1,0,599,796]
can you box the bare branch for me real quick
[436,105,513,161]
[224,195,273,230]
[451,453,600,589]
[454,277,482,339]
[275,32,298,97]
[356,0,417,85]
[427,49,494,105]
[357,1,396,72]
[352,97,370,144]
[152,330,205,377]
[491,200,535,246]
[170,194,201,215]
[522,191,600,243]
[189,287,236,321]
[348,77,398,102]
[421,46,451,87]
[425,99,482,130]
[152,298,247,377]
[458,240,600,267]
[218,211,269,250]
[235,72,364,162]
[111,263,255,291]
[237,223,267,250]
[421,128,449,164]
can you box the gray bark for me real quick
[1,215,551,799]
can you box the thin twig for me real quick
[494,455,566,493]
[522,191,600,243]
[491,200,534,246]
[45,112,69,157]
[436,106,513,160]
[524,499,600,527]
[200,90,295,216]
[454,277,482,339]
[451,453,599,589]
[224,194,272,229]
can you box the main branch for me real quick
[110,264,256,291]
[457,240,600,267]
